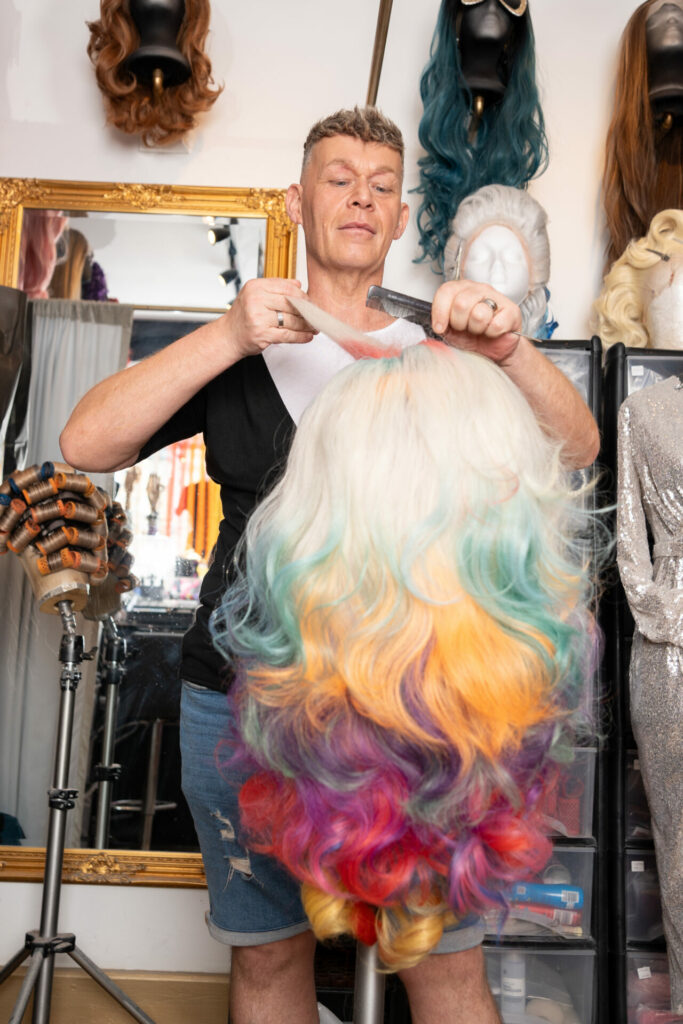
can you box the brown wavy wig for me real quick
[87,0,222,147]
[602,0,683,271]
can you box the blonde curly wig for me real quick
[593,209,683,349]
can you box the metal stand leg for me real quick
[140,719,164,850]
[69,946,156,1024]
[353,943,386,1024]
[8,952,43,1024]
[94,620,126,849]
[0,601,158,1024]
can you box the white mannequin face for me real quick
[462,224,531,305]
[642,254,683,349]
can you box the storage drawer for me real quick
[485,846,594,940]
[626,852,664,943]
[626,750,653,841]
[626,951,681,1023]
[538,748,596,839]
[484,945,595,1024]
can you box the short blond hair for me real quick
[302,106,404,174]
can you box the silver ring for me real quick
[276,310,285,328]
[479,297,498,312]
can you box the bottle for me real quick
[500,950,526,1018]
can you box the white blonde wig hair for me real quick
[443,185,551,339]
[592,209,683,350]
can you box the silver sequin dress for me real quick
[617,375,683,1013]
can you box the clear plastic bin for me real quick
[626,852,664,943]
[484,945,595,1024]
[626,750,653,841]
[484,846,594,940]
[538,748,597,839]
[626,951,682,1024]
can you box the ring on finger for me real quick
[276,310,285,328]
[478,297,498,312]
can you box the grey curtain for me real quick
[0,300,132,846]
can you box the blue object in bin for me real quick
[507,882,584,909]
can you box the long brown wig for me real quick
[87,0,222,147]
[602,0,683,271]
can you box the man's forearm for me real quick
[501,337,600,470]
[60,315,237,473]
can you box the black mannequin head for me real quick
[457,0,525,103]
[646,0,683,117]
[125,0,191,88]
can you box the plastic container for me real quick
[538,748,597,839]
[485,846,594,940]
[626,952,682,1024]
[626,852,664,943]
[485,945,595,1024]
[625,749,653,841]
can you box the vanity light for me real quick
[219,268,239,286]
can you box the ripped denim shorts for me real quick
[180,680,310,946]
[180,680,484,952]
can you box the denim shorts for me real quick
[180,680,485,951]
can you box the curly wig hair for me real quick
[443,184,553,339]
[593,208,683,349]
[212,341,600,970]
[87,0,222,147]
[414,0,548,270]
[602,0,683,271]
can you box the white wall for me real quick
[0,0,638,972]
[0,883,228,973]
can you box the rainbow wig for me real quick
[414,0,548,269]
[212,342,597,970]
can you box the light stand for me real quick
[93,616,126,849]
[352,943,385,1024]
[0,600,156,1024]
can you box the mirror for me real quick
[0,177,297,887]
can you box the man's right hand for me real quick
[59,277,316,474]
[224,278,316,359]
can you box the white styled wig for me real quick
[443,184,551,339]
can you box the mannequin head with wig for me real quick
[602,0,683,270]
[593,208,683,350]
[87,0,222,147]
[212,340,599,970]
[414,0,548,269]
[443,184,554,339]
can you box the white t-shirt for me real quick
[263,318,427,425]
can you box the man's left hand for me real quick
[431,280,523,366]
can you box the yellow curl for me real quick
[301,883,459,972]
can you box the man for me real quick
[60,107,599,1024]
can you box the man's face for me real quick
[287,135,409,276]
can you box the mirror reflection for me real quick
[21,209,266,309]
[0,180,295,881]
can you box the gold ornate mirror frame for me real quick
[0,177,297,286]
[0,178,296,888]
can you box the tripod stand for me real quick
[0,600,156,1024]
[93,616,126,850]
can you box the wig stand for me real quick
[0,600,156,1024]
[352,943,385,1024]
